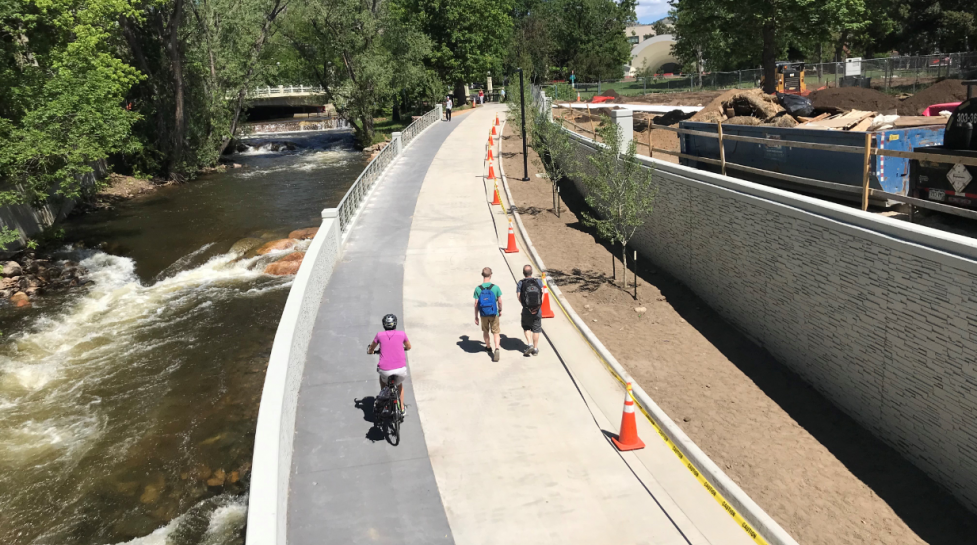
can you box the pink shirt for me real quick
[373,330,409,371]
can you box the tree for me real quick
[397,0,513,103]
[531,106,579,217]
[580,122,656,287]
[670,0,868,92]
[0,0,142,209]
[652,19,673,36]
[547,0,636,82]
[283,0,430,147]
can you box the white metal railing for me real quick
[336,107,440,233]
[247,85,326,98]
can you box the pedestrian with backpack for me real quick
[516,265,543,356]
[474,267,503,362]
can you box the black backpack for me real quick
[521,278,542,309]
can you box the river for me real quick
[0,129,366,545]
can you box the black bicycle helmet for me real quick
[382,314,397,330]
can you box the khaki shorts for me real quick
[480,314,500,334]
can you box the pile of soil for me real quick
[689,89,743,122]
[688,89,784,124]
[898,79,970,115]
[598,88,620,99]
[808,87,900,113]
[626,90,724,107]
[500,122,977,545]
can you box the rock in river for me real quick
[3,261,22,277]
[287,227,319,240]
[228,237,263,257]
[264,252,304,275]
[255,238,298,255]
[10,291,30,308]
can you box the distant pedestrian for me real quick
[500,88,506,102]
[516,265,543,356]
[445,95,452,121]
[478,89,484,104]
[474,267,502,362]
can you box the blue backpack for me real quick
[477,284,498,316]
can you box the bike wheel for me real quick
[386,404,401,446]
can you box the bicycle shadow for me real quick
[353,396,386,442]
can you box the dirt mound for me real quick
[808,87,899,113]
[724,116,763,126]
[899,79,970,115]
[689,89,782,123]
[654,109,697,126]
[599,88,620,98]
[689,89,743,122]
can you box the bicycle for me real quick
[373,375,405,446]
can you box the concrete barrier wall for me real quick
[563,131,977,514]
[245,209,343,545]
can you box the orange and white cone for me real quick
[487,161,497,181]
[612,383,645,451]
[488,135,495,147]
[491,125,498,136]
[491,181,502,205]
[540,273,555,318]
[486,147,494,161]
[577,92,581,102]
[495,114,500,126]
[503,218,519,253]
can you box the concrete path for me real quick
[287,116,462,544]
[288,103,758,545]
[403,104,754,544]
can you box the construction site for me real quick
[553,77,977,237]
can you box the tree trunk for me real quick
[166,0,186,181]
[761,21,777,94]
[392,97,400,123]
[622,244,628,288]
[453,82,466,106]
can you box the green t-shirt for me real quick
[473,282,502,301]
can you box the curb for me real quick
[496,119,799,545]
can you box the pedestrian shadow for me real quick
[499,334,527,352]
[353,396,386,442]
[456,335,486,354]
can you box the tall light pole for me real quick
[518,68,529,181]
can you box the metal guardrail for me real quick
[336,107,440,233]
[247,85,325,98]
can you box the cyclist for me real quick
[367,314,411,413]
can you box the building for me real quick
[625,24,658,46]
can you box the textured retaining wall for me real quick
[564,131,977,513]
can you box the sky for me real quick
[636,0,670,24]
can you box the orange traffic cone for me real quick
[495,114,500,126]
[540,273,555,318]
[486,147,494,161]
[489,135,495,147]
[487,161,496,180]
[612,383,645,451]
[492,125,498,136]
[491,182,502,205]
[503,218,519,253]
[577,92,581,102]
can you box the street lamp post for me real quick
[518,68,529,181]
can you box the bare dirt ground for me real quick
[619,90,725,106]
[500,122,977,545]
[553,107,680,164]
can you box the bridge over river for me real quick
[244,104,792,545]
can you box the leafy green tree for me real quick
[670,0,867,92]
[0,0,142,212]
[580,122,656,287]
[546,0,636,83]
[283,0,431,146]
[397,0,513,102]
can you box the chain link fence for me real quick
[548,51,977,99]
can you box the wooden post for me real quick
[587,104,597,142]
[717,122,727,176]
[861,132,872,211]
[647,126,653,160]
[633,250,637,299]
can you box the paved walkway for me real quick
[288,104,756,544]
